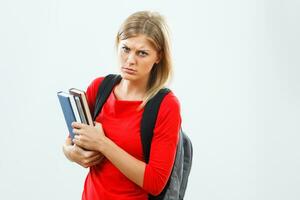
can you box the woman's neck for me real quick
[115,77,148,101]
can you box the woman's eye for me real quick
[122,46,130,53]
[138,51,148,57]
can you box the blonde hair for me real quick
[116,11,173,108]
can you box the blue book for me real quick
[57,91,77,140]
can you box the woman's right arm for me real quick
[62,77,105,168]
[62,137,104,168]
[63,77,105,168]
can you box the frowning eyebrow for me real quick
[121,44,151,52]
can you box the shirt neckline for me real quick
[112,86,143,103]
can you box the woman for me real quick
[63,11,181,200]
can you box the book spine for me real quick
[68,88,94,126]
[74,96,88,124]
[81,94,94,125]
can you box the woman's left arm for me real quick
[72,122,146,187]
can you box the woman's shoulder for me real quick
[88,76,105,89]
[85,76,105,106]
[158,89,181,115]
[162,90,180,105]
[154,89,182,134]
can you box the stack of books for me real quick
[57,88,93,139]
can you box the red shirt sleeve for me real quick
[142,92,181,195]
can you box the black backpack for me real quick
[93,74,193,200]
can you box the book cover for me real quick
[57,91,77,139]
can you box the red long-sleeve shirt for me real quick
[82,76,181,200]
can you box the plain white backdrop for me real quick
[0,0,299,199]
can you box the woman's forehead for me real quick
[119,35,157,50]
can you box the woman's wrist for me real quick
[63,144,74,162]
[97,135,111,155]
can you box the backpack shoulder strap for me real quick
[140,88,171,163]
[93,74,122,120]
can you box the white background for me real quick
[0,0,299,199]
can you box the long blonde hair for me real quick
[116,11,173,108]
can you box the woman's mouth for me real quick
[122,67,137,75]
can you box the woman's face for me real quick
[117,34,160,82]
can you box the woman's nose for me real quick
[126,52,136,64]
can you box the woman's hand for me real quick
[72,122,107,152]
[72,122,146,188]
[62,137,104,168]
